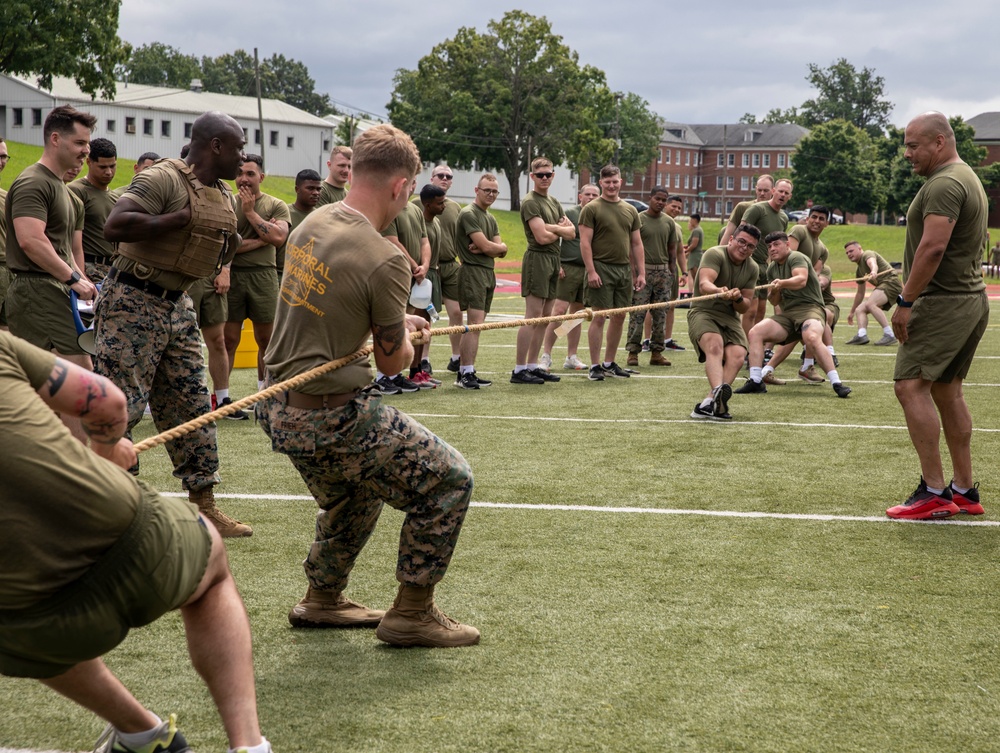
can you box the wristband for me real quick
[896,294,913,308]
[65,270,81,286]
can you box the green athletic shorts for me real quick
[227,267,278,323]
[0,266,13,327]
[587,261,632,310]
[438,260,460,302]
[6,275,87,356]
[426,268,443,311]
[894,292,989,383]
[521,250,559,299]
[769,305,828,345]
[826,302,841,328]
[671,265,680,300]
[687,308,748,364]
[875,277,903,310]
[0,484,211,679]
[459,264,495,313]
[556,263,588,305]
[188,276,228,328]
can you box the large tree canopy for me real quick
[799,59,893,137]
[0,0,131,98]
[387,10,657,208]
[791,119,886,216]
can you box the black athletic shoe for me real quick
[663,339,686,351]
[588,365,605,381]
[376,376,402,395]
[510,369,545,385]
[712,383,733,417]
[691,403,714,419]
[390,375,420,393]
[474,373,492,387]
[446,358,461,373]
[530,367,561,382]
[763,348,774,364]
[833,354,840,368]
[455,372,480,390]
[832,382,852,398]
[602,362,631,378]
[420,359,434,375]
[221,397,250,420]
[734,378,767,394]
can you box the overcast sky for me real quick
[118,0,1000,128]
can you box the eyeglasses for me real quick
[434,173,453,180]
[0,154,9,161]
[731,238,755,249]
[533,172,554,179]
[478,188,499,196]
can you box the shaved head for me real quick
[909,111,955,145]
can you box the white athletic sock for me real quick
[450,355,460,363]
[761,365,774,378]
[700,396,714,409]
[602,361,613,368]
[385,373,399,380]
[803,358,815,368]
[926,484,945,495]
[460,365,475,376]
[827,369,841,384]
[257,379,264,390]
[115,716,164,749]
[857,328,867,338]
[749,366,763,382]
[376,371,385,380]
[215,389,229,401]
[527,363,537,371]
[883,325,893,336]
[953,484,971,494]
[230,737,271,753]
[513,365,526,373]
[827,345,836,356]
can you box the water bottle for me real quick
[409,278,440,322]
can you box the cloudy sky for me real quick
[118,0,1000,128]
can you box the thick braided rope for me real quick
[133,269,893,454]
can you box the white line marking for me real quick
[160,494,999,527]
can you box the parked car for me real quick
[787,209,845,224]
[624,198,649,212]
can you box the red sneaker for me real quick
[886,478,959,520]
[211,394,218,411]
[950,482,984,515]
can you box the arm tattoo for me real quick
[256,220,271,236]
[46,362,69,396]
[373,321,406,357]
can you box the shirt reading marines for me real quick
[263,124,479,648]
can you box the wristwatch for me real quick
[896,294,913,308]
[64,270,82,286]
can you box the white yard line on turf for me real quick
[159,493,1000,528]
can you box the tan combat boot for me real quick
[189,487,253,538]
[288,587,385,628]
[648,352,671,366]
[375,585,480,648]
[626,353,639,367]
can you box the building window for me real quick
[270,130,279,147]
[685,152,691,166]
[752,153,760,168]
[778,153,786,168]
[143,119,153,136]
[675,150,681,164]
[658,149,664,164]
[12,108,23,127]
[726,200,734,214]
[184,122,193,139]
[717,153,724,167]
[741,176,750,191]
[126,116,136,134]
[323,138,330,152]
[684,175,690,189]
[286,136,294,149]
[665,150,671,164]
[763,154,771,168]
[106,119,116,133]
[161,120,171,138]
[715,200,722,216]
[727,153,735,168]
[674,173,680,188]
[716,176,723,190]
[726,176,735,190]
[254,129,261,144]
[741,153,750,168]
[32,108,43,126]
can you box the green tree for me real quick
[199,50,333,116]
[740,106,803,126]
[0,0,131,98]
[799,59,893,137]
[791,119,885,216]
[120,42,201,88]
[388,10,621,209]
[577,91,660,180]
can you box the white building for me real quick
[0,74,334,177]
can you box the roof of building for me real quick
[968,112,1000,141]
[658,121,705,147]
[690,123,809,148]
[4,74,331,128]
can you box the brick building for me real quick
[967,112,1000,228]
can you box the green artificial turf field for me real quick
[3,289,1000,753]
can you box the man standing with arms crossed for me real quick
[886,112,989,520]
[579,165,646,381]
[512,157,575,384]
[425,166,467,375]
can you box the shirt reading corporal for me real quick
[639,211,679,266]
[579,198,641,265]
[277,202,314,272]
[5,163,76,273]
[456,203,500,269]
[520,191,565,255]
[904,161,988,296]
[234,192,291,269]
[767,250,824,312]
[68,178,118,260]
[693,245,759,322]
[267,204,410,395]
[0,331,139,609]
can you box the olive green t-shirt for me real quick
[767,250,824,311]
[742,201,789,267]
[234,192,291,269]
[687,225,705,268]
[68,178,118,261]
[426,214,441,270]
[317,182,347,207]
[727,200,756,228]
[434,198,462,264]
[520,191,565,256]
[693,245,759,323]
[115,161,235,291]
[277,202,314,273]
[639,210,679,266]
[855,250,895,291]
[0,331,139,609]
[5,163,76,273]
[820,264,836,306]
[579,197,640,265]
[382,201,427,266]
[560,205,584,265]
[456,203,500,269]
[788,225,828,268]
[267,204,410,394]
[904,161,988,295]
[0,187,7,262]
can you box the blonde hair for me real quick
[351,125,420,180]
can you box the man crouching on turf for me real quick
[736,231,852,399]
[261,124,479,648]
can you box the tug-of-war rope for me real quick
[134,269,894,455]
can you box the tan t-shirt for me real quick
[0,331,139,609]
[639,210,679,266]
[579,197,640,265]
[5,163,76,273]
[266,204,410,394]
[520,191,565,256]
[693,245,759,323]
[68,178,118,260]
[277,202,314,273]
[317,182,347,207]
[234,192,291,269]
[904,161,988,295]
[456,203,500,269]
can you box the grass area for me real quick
[4,290,1000,752]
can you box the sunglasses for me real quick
[434,173,454,180]
[533,172,554,179]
